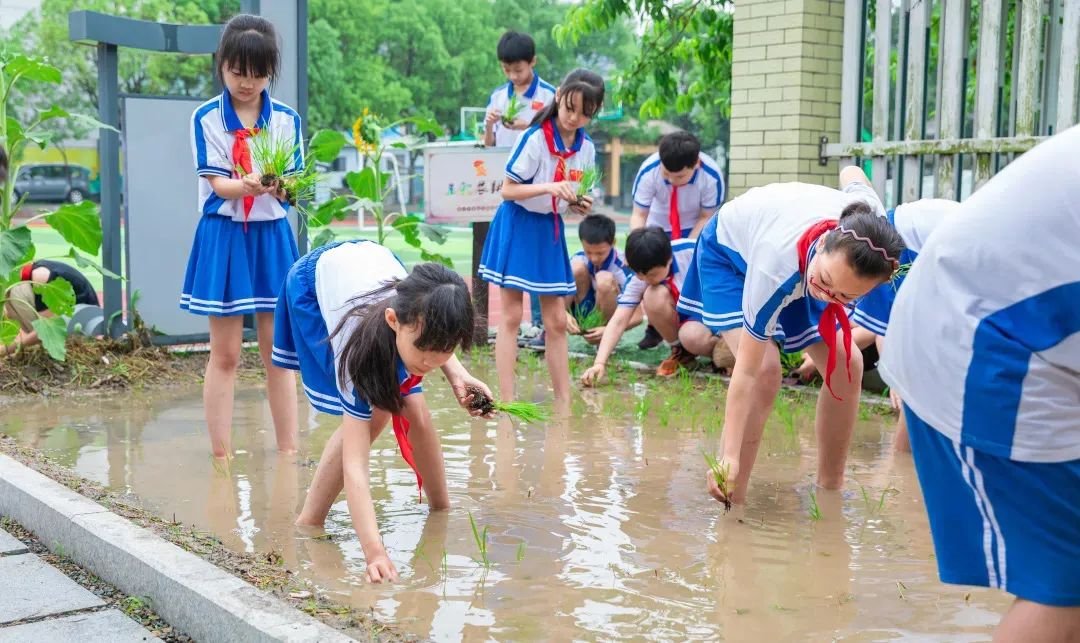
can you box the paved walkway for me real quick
[0,528,160,642]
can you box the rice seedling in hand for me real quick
[501,93,523,126]
[465,385,550,423]
[468,512,491,568]
[701,449,734,511]
[575,165,603,205]
[571,305,605,334]
[246,128,319,207]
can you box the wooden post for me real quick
[935,0,966,199]
[871,0,891,202]
[1015,0,1043,136]
[902,0,928,203]
[974,0,1003,190]
[1058,0,1080,132]
[471,222,489,346]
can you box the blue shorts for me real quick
[271,242,347,415]
[905,406,1080,607]
[676,239,827,353]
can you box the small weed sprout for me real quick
[468,512,491,568]
[808,487,822,521]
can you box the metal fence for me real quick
[820,0,1079,206]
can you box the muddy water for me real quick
[1,362,1008,641]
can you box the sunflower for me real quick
[352,107,381,156]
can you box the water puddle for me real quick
[0,361,1008,640]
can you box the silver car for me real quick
[14,163,94,204]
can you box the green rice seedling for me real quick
[464,385,549,424]
[677,368,694,397]
[808,487,822,521]
[246,128,319,206]
[891,263,912,291]
[634,395,650,421]
[572,305,605,333]
[575,165,603,205]
[468,512,491,568]
[701,449,733,511]
[658,400,671,427]
[516,541,526,562]
[774,396,798,440]
[501,93,523,126]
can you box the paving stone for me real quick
[0,608,161,642]
[0,529,27,555]
[0,554,104,624]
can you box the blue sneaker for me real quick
[525,330,546,351]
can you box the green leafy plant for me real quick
[701,449,733,511]
[305,109,452,264]
[501,93,523,126]
[245,128,320,207]
[0,48,114,361]
[574,165,603,204]
[468,511,491,568]
[571,304,604,333]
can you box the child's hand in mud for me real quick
[706,455,739,506]
[569,194,593,216]
[548,181,578,204]
[365,552,399,583]
[583,326,605,345]
[448,373,495,418]
[240,173,272,197]
[580,363,606,387]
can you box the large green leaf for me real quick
[0,319,19,346]
[67,112,119,133]
[308,129,347,163]
[0,227,33,276]
[68,249,121,279]
[345,167,379,201]
[6,55,61,84]
[391,213,422,247]
[402,116,445,138]
[32,316,67,361]
[310,228,336,249]
[45,201,102,255]
[33,277,75,317]
[419,222,450,245]
[307,196,349,227]
[420,248,454,269]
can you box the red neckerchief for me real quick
[20,263,33,281]
[796,220,852,401]
[541,118,576,241]
[232,127,259,232]
[392,373,425,499]
[669,184,682,239]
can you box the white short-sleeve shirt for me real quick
[632,152,725,232]
[617,238,697,308]
[486,74,556,149]
[879,125,1080,463]
[190,89,303,223]
[710,182,885,340]
[504,123,597,215]
[891,198,960,253]
[314,241,409,418]
[571,247,631,291]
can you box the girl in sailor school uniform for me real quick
[273,240,492,583]
[676,168,905,506]
[879,125,1080,639]
[181,15,302,458]
[479,68,605,405]
[798,194,960,452]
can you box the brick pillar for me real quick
[727,0,844,197]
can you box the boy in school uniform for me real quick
[631,131,725,350]
[567,214,640,345]
[481,30,557,348]
[580,227,703,384]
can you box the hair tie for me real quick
[836,226,894,263]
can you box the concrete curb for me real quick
[0,454,355,643]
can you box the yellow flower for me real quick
[352,107,379,155]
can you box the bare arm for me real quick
[440,354,495,417]
[340,414,384,558]
[720,336,769,461]
[839,165,871,190]
[852,325,878,351]
[207,174,270,200]
[401,394,449,509]
[688,208,713,239]
[581,306,635,385]
[502,178,576,203]
[630,204,649,230]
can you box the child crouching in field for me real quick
[567,214,639,345]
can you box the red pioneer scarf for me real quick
[796,220,852,401]
[392,373,425,499]
[232,127,259,231]
[20,263,33,281]
[669,185,682,239]
[542,118,576,241]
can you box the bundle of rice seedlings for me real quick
[501,93,523,126]
[572,305,604,334]
[246,128,319,206]
[701,449,734,512]
[465,385,549,424]
[575,165,603,205]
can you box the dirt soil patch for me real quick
[0,435,410,642]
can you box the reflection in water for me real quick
[2,368,1008,641]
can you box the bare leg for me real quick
[892,410,910,452]
[571,258,591,306]
[643,284,679,342]
[404,395,450,510]
[593,271,620,322]
[496,287,524,401]
[256,312,299,454]
[539,293,571,403]
[993,599,1080,643]
[204,316,244,458]
[720,328,782,503]
[678,320,719,357]
[296,410,390,527]
[803,339,864,489]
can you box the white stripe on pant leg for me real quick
[965,446,1007,591]
[952,441,999,588]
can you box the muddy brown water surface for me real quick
[1,359,1008,641]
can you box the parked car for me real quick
[14,163,97,204]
